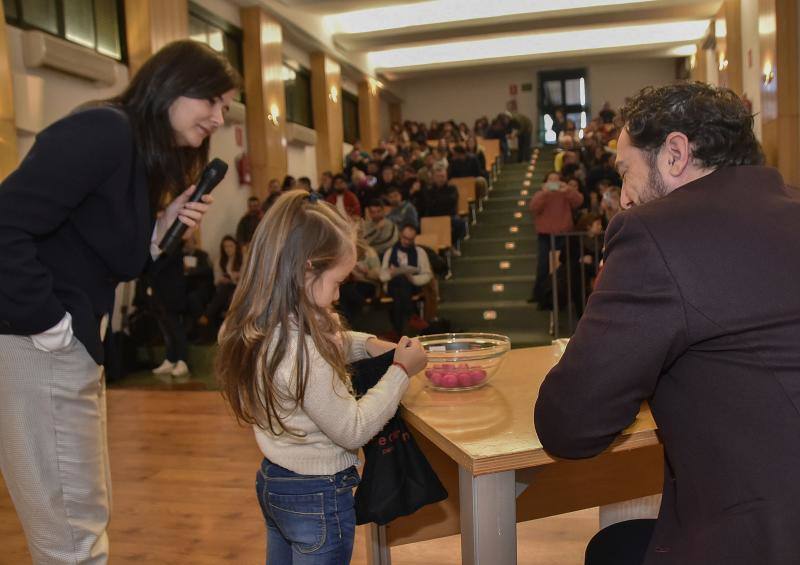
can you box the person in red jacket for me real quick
[528,170,583,305]
[326,174,361,220]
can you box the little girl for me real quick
[217,190,427,564]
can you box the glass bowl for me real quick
[416,333,510,391]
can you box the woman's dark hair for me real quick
[219,235,243,273]
[110,40,240,210]
[621,82,764,169]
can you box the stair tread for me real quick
[441,274,532,285]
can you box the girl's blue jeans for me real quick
[256,458,361,564]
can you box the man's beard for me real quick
[641,152,671,205]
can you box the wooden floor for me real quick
[0,390,598,564]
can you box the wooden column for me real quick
[311,52,344,174]
[241,7,287,201]
[716,0,744,94]
[759,0,799,185]
[0,0,18,180]
[124,0,188,75]
[357,79,380,151]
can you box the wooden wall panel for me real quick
[311,52,344,174]
[124,0,188,76]
[241,7,287,201]
[717,0,744,94]
[759,0,799,185]
[357,80,380,151]
[0,0,18,180]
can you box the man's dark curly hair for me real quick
[621,82,764,169]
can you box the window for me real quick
[4,0,125,61]
[189,3,243,78]
[283,64,313,129]
[342,90,359,144]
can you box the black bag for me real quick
[350,351,448,525]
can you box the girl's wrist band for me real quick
[392,361,409,375]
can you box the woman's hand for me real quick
[156,185,214,241]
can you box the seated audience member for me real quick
[432,147,449,170]
[386,186,419,230]
[260,178,281,214]
[345,141,370,174]
[235,196,262,248]
[418,167,467,251]
[297,176,312,192]
[280,175,296,191]
[199,235,242,331]
[600,186,622,224]
[473,116,489,138]
[465,135,488,175]
[448,145,484,179]
[338,241,381,325]
[380,223,433,334]
[181,235,214,339]
[325,174,361,220]
[586,151,622,193]
[363,199,399,257]
[318,171,334,196]
[528,171,583,305]
[416,153,437,186]
[377,165,399,194]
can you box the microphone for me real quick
[159,158,228,254]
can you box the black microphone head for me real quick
[201,158,228,184]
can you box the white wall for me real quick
[287,143,319,184]
[396,58,677,135]
[740,0,763,139]
[587,59,676,112]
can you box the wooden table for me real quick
[368,345,664,565]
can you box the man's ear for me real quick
[663,132,691,176]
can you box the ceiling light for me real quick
[326,0,659,35]
[368,20,710,70]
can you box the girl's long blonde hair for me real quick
[217,190,356,435]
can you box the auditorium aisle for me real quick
[438,147,555,348]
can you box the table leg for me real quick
[599,494,662,529]
[365,523,392,565]
[459,466,516,565]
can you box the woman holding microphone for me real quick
[0,40,239,564]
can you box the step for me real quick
[482,196,529,212]
[470,222,536,238]
[440,275,532,302]
[452,254,536,277]
[476,209,532,226]
[461,236,537,256]
[437,300,550,331]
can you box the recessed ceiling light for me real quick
[368,20,710,70]
[325,0,660,35]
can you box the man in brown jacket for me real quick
[535,83,800,565]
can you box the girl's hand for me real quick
[156,185,214,241]
[393,336,427,376]
[366,337,396,357]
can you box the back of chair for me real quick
[420,216,452,250]
[414,232,440,250]
[481,138,501,173]
[451,177,476,217]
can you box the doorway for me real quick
[538,69,589,144]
